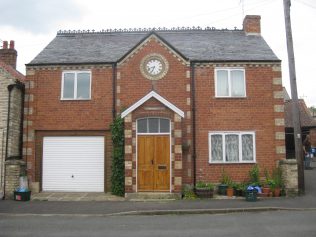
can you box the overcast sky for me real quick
[0,0,315,106]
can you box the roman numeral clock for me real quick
[140,53,169,80]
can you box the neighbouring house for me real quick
[0,40,25,199]
[24,15,288,197]
[284,91,316,158]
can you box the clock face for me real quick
[146,59,163,75]
[140,54,169,80]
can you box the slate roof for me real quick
[285,99,316,128]
[28,29,279,65]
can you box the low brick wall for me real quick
[4,159,26,199]
[279,159,298,196]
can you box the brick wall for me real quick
[194,63,285,183]
[117,36,193,188]
[0,68,24,197]
[24,65,114,190]
[4,160,26,199]
[24,36,285,192]
[7,87,23,158]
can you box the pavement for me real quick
[0,159,315,216]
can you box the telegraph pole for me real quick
[283,0,305,194]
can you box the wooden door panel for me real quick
[138,135,170,192]
[154,136,170,191]
[137,136,154,191]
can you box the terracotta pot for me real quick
[262,187,270,194]
[226,187,234,197]
[273,187,281,197]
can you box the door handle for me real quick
[151,160,154,165]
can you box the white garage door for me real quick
[43,136,104,192]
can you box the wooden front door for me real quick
[137,135,170,192]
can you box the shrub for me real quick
[110,116,125,196]
[195,181,214,190]
[248,165,260,186]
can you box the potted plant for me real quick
[218,169,230,195]
[195,181,214,198]
[234,183,246,197]
[272,167,284,197]
[248,164,261,187]
[226,180,234,197]
[262,168,273,195]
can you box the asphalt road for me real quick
[1,210,315,237]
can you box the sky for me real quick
[0,0,315,107]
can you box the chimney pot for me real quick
[243,15,261,35]
[3,41,8,49]
[9,40,15,49]
[0,39,17,69]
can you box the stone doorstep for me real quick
[125,192,181,201]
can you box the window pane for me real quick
[160,118,170,133]
[137,119,147,133]
[63,73,75,99]
[231,70,245,97]
[242,134,254,161]
[211,135,223,162]
[148,118,159,133]
[216,70,229,96]
[77,73,90,99]
[225,134,239,162]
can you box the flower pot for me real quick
[273,187,281,197]
[226,187,234,197]
[262,187,270,194]
[195,188,214,198]
[217,184,228,195]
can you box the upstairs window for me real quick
[215,68,246,97]
[61,71,91,100]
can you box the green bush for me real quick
[182,185,197,200]
[195,181,214,190]
[248,165,260,186]
[220,168,232,187]
[110,116,125,196]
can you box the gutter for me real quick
[112,63,117,120]
[26,62,115,67]
[190,62,196,187]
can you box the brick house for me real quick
[24,15,286,196]
[0,40,25,199]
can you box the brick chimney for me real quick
[243,15,261,35]
[0,40,18,69]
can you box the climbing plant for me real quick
[110,115,125,196]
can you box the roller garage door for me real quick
[42,136,104,192]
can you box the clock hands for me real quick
[148,66,156,74]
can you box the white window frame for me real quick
[208,131,256,163]
[61,71,92,100]
[136,117,171,135]
[215,68,246,98]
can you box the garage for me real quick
[42,136,104,192]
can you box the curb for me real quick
[1,207,316,217]
[110,207,316,216]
